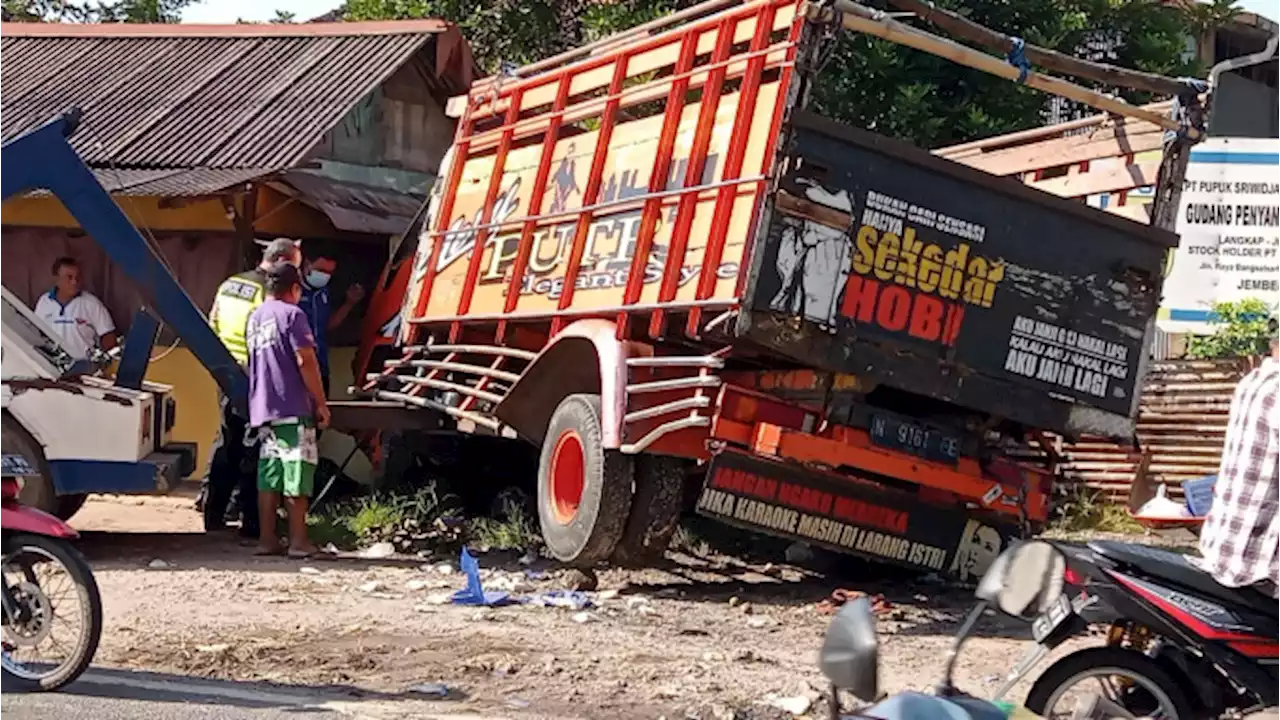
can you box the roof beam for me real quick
[820,0,1198,138]
[881,0,1197,97]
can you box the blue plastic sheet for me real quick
[450,548,514,607]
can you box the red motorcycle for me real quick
[1,451,102,691]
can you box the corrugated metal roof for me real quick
[25,167,272,197]
[272,171,424,235]
[1,21,473,174]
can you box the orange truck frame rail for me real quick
[356,0,1190,580]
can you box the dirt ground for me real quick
[69,492,1114,719]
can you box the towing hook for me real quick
[60,107,84,138]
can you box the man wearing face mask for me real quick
[299,255,364,397]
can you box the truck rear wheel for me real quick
[610,455,687,566]
[537,394,633,567]
[2,412,58,516]
[55,494,89,521]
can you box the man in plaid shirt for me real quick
[1198,333,1279,597]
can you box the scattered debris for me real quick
[358,542,396,559]
[746,616,775,629]
[147,559,170,570]
[625,595,651,610]
[505,697,532,709]
[728,596,741,608]
[571,611,595,624]
[783,542,814,564]
[435,563,455,576]
[765,694,812,716]
[321,543,341,555]
[263,596,291,604]
[408,577,451,591]
[518,549,539,565]
[406,682,451,699]
[527,590,594,611]
[195,643,230,654]
[816,589,891,615]
[486,574,534,594]
[564,568,598,591]
[523,569,549,581]
[299,566,322,575]
[423,591,453,605]
[357,580,386,594]
[597,589,619,601]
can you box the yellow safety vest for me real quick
[210,269,267,365]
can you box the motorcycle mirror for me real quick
[819,597,879,702]
[993,541,1066,620]
[973,547,1014,604]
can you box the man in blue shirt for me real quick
[299,255,364,396]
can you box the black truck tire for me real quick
[54,494,89,521]
[536,394,633,567]
[610,454,687,566]
[2,411,58,516]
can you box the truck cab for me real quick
[1,267,195,520]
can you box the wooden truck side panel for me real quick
[402,0,800,339]
[739,112,1178,438]
[935,100,1171,224]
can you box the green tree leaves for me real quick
[3,0,193,22]
[344,0,1207,148]
[1186,299,1278,360]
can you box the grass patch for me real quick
[309,483,542,554]
[467,497,540,551]
[306,514,358,549]
[1050,485,1143,534]
[305,483,467,553]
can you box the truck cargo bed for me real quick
[739,112,1178,439]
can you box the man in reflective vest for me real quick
[202,238,303,537]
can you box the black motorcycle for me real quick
[988,540,1277,719]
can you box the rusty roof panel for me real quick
[26,167,272,196]
[1,22,473,171]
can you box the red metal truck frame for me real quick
[362,0,1058,578]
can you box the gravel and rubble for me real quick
[70,494,1125,719]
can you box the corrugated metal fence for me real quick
[1027,358,1251,503]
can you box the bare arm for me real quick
[328,302,354,331]
[99,333,119,351]
[295,346,330,428]
[327,284,365,331]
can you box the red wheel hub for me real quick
[549,430,585,524]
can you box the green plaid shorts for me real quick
[256,419,317,497]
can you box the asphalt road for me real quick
[1,667,501,720]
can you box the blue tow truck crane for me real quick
[1,110,249,519]
[1,109,426,522]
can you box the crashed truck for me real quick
[357,0,1198,582]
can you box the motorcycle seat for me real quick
[1089,540,1276,615]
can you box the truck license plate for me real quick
[0,453,37,476]
[869,414,960,465]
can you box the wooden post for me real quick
[821,0,1199,139]
[883,0,1197,97]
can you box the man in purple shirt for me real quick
[245,263,331,557]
